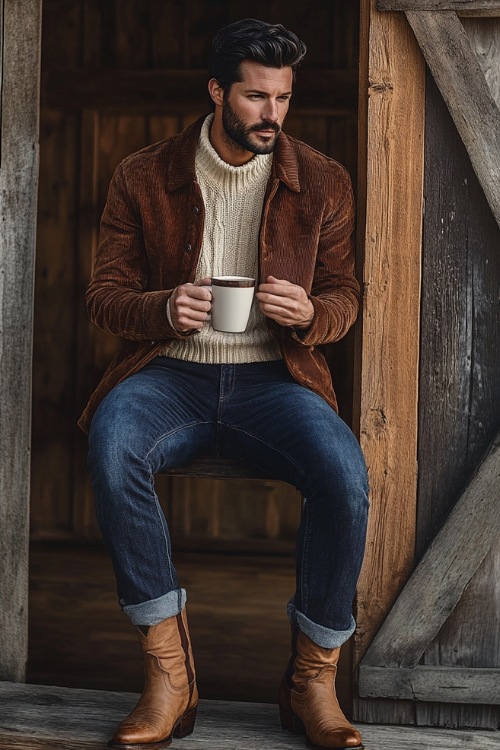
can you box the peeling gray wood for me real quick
[1,683,500,750]
[362,430,500,669]
[378,1,500,11]
[0,0,42,681]
[463,16,500,103]
[405,11,500,229]
[360,666,500,704]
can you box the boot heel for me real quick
[173,706,197,738]
[279,705,305,735]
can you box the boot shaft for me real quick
[138,608,196,691]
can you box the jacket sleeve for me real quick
[86,162,189,342]
[290,169,359,348]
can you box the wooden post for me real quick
[354,0,425,721]
[0,0,42,681]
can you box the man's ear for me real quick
[208,78,225,108]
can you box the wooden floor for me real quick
[28,541,351,706]
[1,683,500,750]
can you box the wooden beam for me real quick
[378,1,500,11]
[0,0,42,681]
[405,11,500,228]
[354,0,424,664]
[42,68,359,113]
[360,665,500,704]
[361,430,500,670]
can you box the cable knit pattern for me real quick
[165,115,281,364]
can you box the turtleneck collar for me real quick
[195,114,273,191]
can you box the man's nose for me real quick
[262,100,279,123]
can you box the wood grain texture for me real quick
[378,0,500,10]
[405,11,500,229]
[362,429,500,669]
[418,546,500,727]
[361,665,500,703]
[416,54,500,567]
[0,0,42,681]
[463,16,500,103]
[355,0,424,673]
[1,683,500,750]
[354,0,425,723]
[415,61,500,730]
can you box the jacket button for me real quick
[186,243,192,252]
[192,206,200,215]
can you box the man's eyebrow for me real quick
[244,88,293,95]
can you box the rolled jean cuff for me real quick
[121,588,187,626]
[287,601,355,648]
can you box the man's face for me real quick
[221,60,293,155]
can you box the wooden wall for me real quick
[31,0,360,547]
[415,18,500,729]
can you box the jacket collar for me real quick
[165,115,300,193]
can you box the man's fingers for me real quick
[176,283,212,301]
[194,277,212,287]
[170,280,212,332]
[258,277,299,298]
[266,275,291,285]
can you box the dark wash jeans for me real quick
[88,357,369,648]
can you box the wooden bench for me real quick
[1,683,499,750]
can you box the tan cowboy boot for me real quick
[108,608,198,748]
[279,629,363,750]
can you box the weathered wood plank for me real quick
[360,665,500,703]
[355,0,424,662]
[419,548,500,727]
[1,683,500,750]
[416,67,500,730]
[362,429,500,670]
[353,0,425,723]
[378,0,500,11]
[415,69,473,561]
[0,0,42,681]
[463,17,500,104]
[405,11,500,230]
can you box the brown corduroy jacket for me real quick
[78,116,359,434]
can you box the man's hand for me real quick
[256,275,314,330]
[169,278,212,333]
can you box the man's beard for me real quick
[222,99,280,155]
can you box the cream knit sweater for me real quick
[164,115,282,364]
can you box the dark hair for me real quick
[209,18,306,95]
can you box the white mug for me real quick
[210,276,256,333]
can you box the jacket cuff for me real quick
[288,297,330,347]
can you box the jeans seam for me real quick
[221,425,306,478]
[143,421,213,592]
[300,501,310,615]
[144,421,213,463]
[148,471,176,591]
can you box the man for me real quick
[81,18,368,750]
